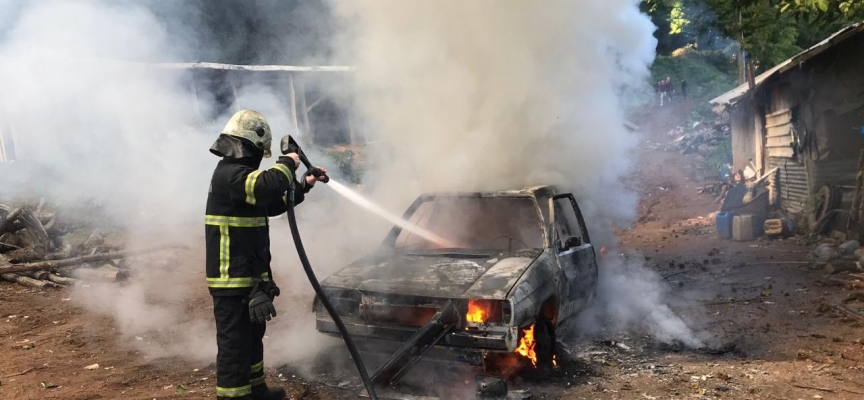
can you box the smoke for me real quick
[0,0,706,380]
[328,0,704,348]
[0,0,371,368]
[575,255,705,347]
[331,1,653,230]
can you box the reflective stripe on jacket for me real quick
[205,157,306,296]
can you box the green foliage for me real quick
[669,1,690,34]
[776,0,864,19]
[325,148,364,184]
[700,136,733,174]
[644,0,862,75]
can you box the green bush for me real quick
[325,148,364,184]
[699,136,732,176]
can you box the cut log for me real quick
[0,241,19,252]
[0,207,24,235]
[824,261,861,274]
[41,214,56,231]
[45,273,77,285]
[1,273,54,289]
[5,245,46,263]
[44,247,77,260]
[68,265,130,282]
[24,270,48,280]
[0,245,183,274]
[21,209,51,251]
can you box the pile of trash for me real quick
[664,122,730,156]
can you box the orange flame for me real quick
[515,324,537,366]
[466,299,487,323]
[514,324,558,368]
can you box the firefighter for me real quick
[206,109,326,400]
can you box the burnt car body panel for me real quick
[323,249,541,299]
[314,186,598,354]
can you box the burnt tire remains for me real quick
[534,316,556,369]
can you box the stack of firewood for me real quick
[0,201,169,289]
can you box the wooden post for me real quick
[190,72,202,120]
[848,149,864,234]
[288,73,300,135]
[0,124,6,162]
[348,114,357,145]
[230,78,240,112]
[0,94,6,162]
[297,78,311,137]
[347,108,364,146]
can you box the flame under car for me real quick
[313,186,598,369]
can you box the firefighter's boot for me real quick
[252,385,286,400]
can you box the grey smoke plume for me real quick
[0,0,704,374]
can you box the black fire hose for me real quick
[284,188,378,400]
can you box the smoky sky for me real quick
[0,0,336,64]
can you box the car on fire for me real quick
[313,186,598,369]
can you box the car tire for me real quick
[534,316,556,369]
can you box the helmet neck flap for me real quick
[210,134,264,166]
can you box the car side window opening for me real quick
[394,197,544,251]
[553,197,584,251]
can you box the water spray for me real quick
[325,180,454,248]
[280,135,379,400]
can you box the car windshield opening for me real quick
[394,197,543,251]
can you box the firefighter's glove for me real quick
[277,155,299,170]
[262,280,280,298]
[248,283,277,324]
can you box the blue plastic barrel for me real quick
[716,212,734,239]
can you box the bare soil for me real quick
[3,102,864,399]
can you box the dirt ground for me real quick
[3,102,864,399]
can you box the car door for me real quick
[550,193,598,323]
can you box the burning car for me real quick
[314,186,598,378]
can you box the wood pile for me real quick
[0,201,173,289]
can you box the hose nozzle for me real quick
[280,135,329,183]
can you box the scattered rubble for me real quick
[662,123,729,156]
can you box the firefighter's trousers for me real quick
[213,295,266,399]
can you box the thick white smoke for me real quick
[0,0,377,367]
[0,0,704,375]
[0,1,224,362]
[328,0,702,346]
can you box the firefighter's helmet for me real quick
[220,110,272,158]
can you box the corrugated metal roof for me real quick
[710,22,864,106]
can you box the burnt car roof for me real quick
[420,185,558,199]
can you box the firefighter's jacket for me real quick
[205,157,309,296]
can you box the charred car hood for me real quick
[321,249,543,299]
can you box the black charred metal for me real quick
[476,375,508,399]
[371,300,457,386]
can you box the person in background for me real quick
[681,79,688,98]
[664,77,674,104]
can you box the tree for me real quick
[704,0,802,81]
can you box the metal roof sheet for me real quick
[710,22,864,106]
